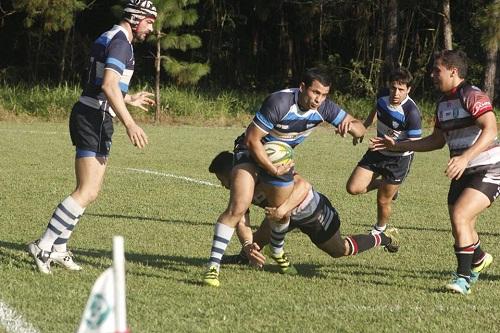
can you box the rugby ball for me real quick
[263,141,294,165]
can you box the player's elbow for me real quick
[101,81,114,98]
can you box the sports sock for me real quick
[345,233,390,255]
[208,223,235,270]
[372,224,387,234]
[454,244,474,282]
[38,196,85,252]
[471,239,486,269]
[270,220,289,255]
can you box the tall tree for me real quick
[382,0,398,85]
[150,0,209,123]
[442,0,453,49]
[475,0,499,101]
[13,0,86,82]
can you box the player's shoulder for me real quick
[402,96,420,113]
[459,82,488,99]
[98,25,130,47]
[263,88,298,110]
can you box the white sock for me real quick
[270,221,289,255]
[38,196,85,252]
[208,223,235,270]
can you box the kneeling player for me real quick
[209,151,399,269]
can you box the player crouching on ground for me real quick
[209,151,400,271]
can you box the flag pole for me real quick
[113,236,127,333]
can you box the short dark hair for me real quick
[302,67,332,88]
[388,67,413,87]
[434,50,468,79]
[208,151,233,174]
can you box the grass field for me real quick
[1,121,500,333]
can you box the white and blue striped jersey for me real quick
[252,88,347,147]
[375,88,422,156]
[79,25,134,115]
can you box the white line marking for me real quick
[123,167,221,187]
[0,300,40,333]
[0,129,61,135]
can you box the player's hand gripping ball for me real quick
[263,141,294,165]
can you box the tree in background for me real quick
[13,0,87,82]
[474,0,499,102]
[150,0,209,123]
[442,0,453,50]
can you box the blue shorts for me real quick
[69,102,113,157]
[357,150,414,185]
[233,134,293,187]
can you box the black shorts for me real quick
[69,102,114,156]
[448,169,500,205]
[357,150,414,185]
[289,193,341,245]
[233,134,294,187]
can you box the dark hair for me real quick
[388,67,413,87]
[302,67,332,88]
[208,151,233,174]
[434,50,468,79]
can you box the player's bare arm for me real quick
[370,127,446,153]
[353,108,377,145]
[445,112,498,180]
[337,114,366,139]
[102,69,148,148]
[236,213,266,267]
[244,123,293,176]
[265,174,312,221]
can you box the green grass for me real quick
[1,121,500,332]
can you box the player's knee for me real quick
[346,182,362,195]
[450,208,469,227]
[377,196,392,206]
[225,205,247,219]
[74,188,100,206]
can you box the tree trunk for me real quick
[155,29,161,124]
[483,46,497,101]
[59,29,71,84]
[382,0,398,84]
[319,1,323,61]
[442,0,453,50]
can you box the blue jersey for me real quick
[79,25,134,115]
[375,88,422,156]
[252,88,347,147]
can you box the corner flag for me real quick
[76,236,128,333]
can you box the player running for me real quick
[346,68,422,234]
[370,50,498,295]
[203,67,366,287]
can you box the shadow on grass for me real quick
[85,212,214,227]
[0,239,206,274]
[2,240,499,290]
[351,222,500,237]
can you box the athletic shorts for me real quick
[69,102,114,156]
[289,193,341,245]
[448,169,500,205]
[233,134,294,187]
[357,150,414,185]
